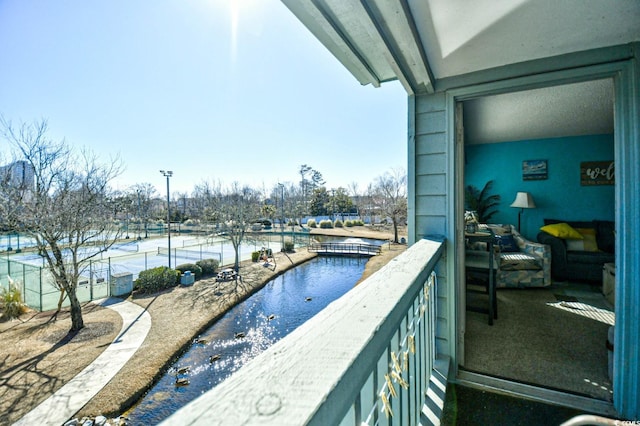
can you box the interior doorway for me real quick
[457,78,615,402]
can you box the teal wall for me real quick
[465,134,614,240]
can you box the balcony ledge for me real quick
[162,238,445,425]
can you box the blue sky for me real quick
[0,0,407,196]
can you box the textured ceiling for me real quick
[411,0,640,79]
[463,79,614,144]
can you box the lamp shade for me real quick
[510,192,536,209]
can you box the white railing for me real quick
[308,241,382,256]
[162,238,446,426]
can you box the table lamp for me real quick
[510,192,536,232]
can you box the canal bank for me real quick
[126,256,369,424]
[2,227,405,424]
[77,248,319,420]
[78,227,405,420]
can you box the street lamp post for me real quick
[160,170,173,269]
[278,183,285,250]
[136,189,142,240]
[331,189,336,221]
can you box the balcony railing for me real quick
[162,238,446,426]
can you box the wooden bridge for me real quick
[308,242,382,256]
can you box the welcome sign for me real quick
[580,161,614,185]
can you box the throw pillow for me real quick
[494,234,519,252]
[566,228,599,252]
[540,223,583,240]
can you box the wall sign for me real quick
[580,161,614,185]
[522,159,547,180]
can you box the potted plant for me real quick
[464,180,501,223]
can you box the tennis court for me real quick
[2,233,300,311]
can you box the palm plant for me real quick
[464,180,501,223]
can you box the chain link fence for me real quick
[1,232,309,312]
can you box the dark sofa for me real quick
[536,219,615,282]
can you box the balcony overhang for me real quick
[282,0,640,95]
[282,0,435,94]
[281,0,639,143]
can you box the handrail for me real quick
[162,238,445,425]
[308,242,382,255]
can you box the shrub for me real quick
[352,219,365,226]
[175,263,203,280]
[1,281,28,320]
[196,259,219,276]
[344,220,353,227]
[287,219,298,226]
[319,220,333,229]
[283,240,295,252]
[136,266,179,293]
[334,219,344,228]
[251,251,261,262]
[307,219,317,228]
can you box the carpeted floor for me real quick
[463,281,614,401]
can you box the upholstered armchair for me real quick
[494,224,551,288]
[470,224,552,288]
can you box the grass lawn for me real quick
[1,226,406,423]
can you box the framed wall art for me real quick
[581,161,614,185]
[522,159,547,181]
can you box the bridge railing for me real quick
[308,241,382,255]
[162,238,446,426]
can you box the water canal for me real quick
[126,255,368,424]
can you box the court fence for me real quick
[1,233,307,312]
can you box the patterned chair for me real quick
[473,224,552,288]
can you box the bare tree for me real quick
[216,182,261,271]
[271,181,300,229]
[347,181,360,197]
[373,168,407,243]
[347,181,362,218]
[362,183,377,225]
[0,117,124,332]
[192,179,223,235]
[298,164,325,225]
[129,183,157,238]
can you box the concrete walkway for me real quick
[14,298,151,426]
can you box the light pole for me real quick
[160,170,173,268]
[331,189,336,221]
[136,189,142,240]
[278,183,285,250]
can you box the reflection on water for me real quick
[126,256,366,425]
